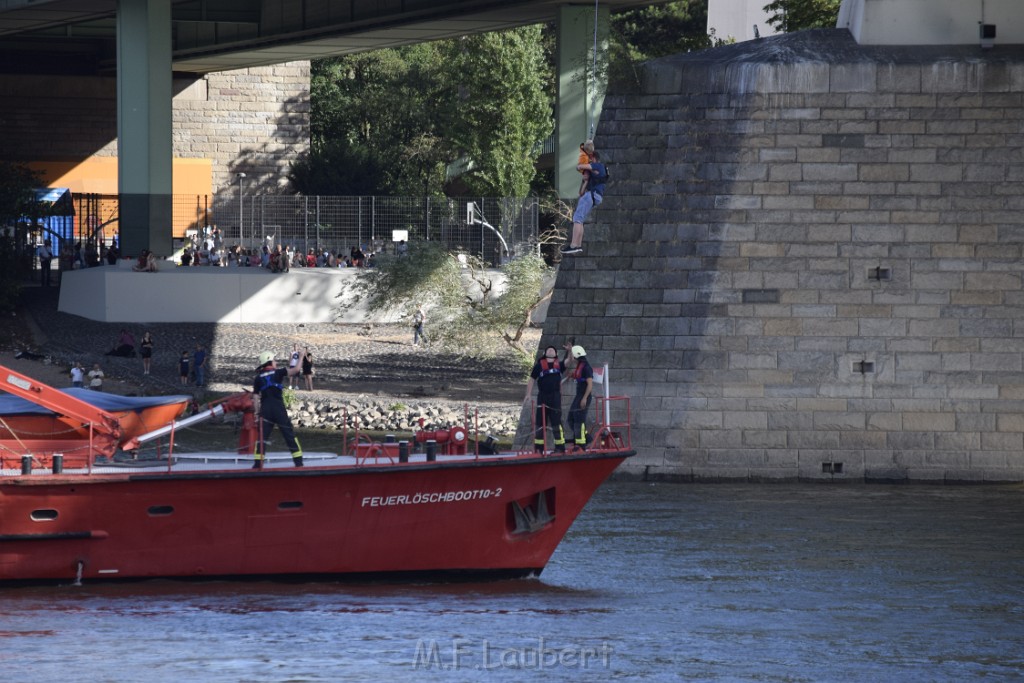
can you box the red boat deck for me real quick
[0,362,635,584]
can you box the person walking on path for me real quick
[140,332,154,375]
[302,348,314,391]
[412,305,426,347]
[179,351,190,386]
[523,345,567,454]
[561,150,608,256]
[287,343,302,389]
[193,343,207,387]
[252,350,305,469]
[565,345,594,451]
[38,239,53,287]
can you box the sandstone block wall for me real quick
[0,63,309,195]
[543,30,1024,482]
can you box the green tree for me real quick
[439,26,553,197]
[289,141,390,196]
[612,0,713,63]
[602,1,722,89]
[0,161,39,312]
[763,0,841,33]
[0,161,37,226]
[299,26,553,199]
[345,241,552,366]
[300,44,449,196]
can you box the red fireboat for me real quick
[0,363,633,584]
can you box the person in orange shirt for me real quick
[577,139,595,196]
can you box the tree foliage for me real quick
[297,26,552,198]
[0,161,39,312]
[607,1,722,89]
[0,161,38,226]
[763,0,841,33]
[612,0,713,62]
[303,44,449,196]
[440,27,553,198]
[300,6,722,198]
[346,241,552,367]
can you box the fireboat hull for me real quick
[0,451,630,584]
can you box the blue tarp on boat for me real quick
[0,388,190,416]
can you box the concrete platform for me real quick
[57,262,381,324]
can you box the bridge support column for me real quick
[117,0,173,258]
[556,4,609,200]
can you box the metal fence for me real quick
[197,195,540,263]
[52,194,539,264]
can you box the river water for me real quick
[2,482,1023,681]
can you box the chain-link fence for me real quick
[192,194,540,263]
[60,193,539,264]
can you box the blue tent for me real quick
[29,187,75,252]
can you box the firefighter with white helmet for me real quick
[567,345,594,451]
[252,350,305,469]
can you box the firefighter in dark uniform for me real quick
[567,345,594,451]
[252,350,305,469]
[524,345,567,453]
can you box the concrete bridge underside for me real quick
[0,0,635,255]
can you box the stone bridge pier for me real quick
[541,29,1024,483]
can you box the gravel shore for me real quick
[7,285,537,435]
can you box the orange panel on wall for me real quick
[27,158,213,238]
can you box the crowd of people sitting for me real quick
[178,236,375,271]
[57,240,120,272]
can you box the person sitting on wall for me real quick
[106,328,137,357]
[132,250,158,272]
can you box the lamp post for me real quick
[237,172,246,247]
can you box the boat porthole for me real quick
[30,509,58,521]
[278,501,303,510]
[147,505,174,516]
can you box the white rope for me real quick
[590,0,599,138]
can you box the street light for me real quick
[237,172,246,247]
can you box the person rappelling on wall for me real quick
[561,148,608,256]
[252,350,305,469]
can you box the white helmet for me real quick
[571,345,587,359]
[258,351,275,366]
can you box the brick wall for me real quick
[542,30,1024,482]
[0,62,309,194]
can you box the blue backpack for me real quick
[587,161,609,195]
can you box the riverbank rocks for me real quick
[287,395,520,437]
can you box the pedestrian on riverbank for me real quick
[179,351,190,386]
[140,332,154,375]
[38,239,53,287]
[193,343,207,386]
[412,305,426,347]
[70,361,84,388]
[88,363,104,391]
[288,343,301,389]
[302,347,314,391]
